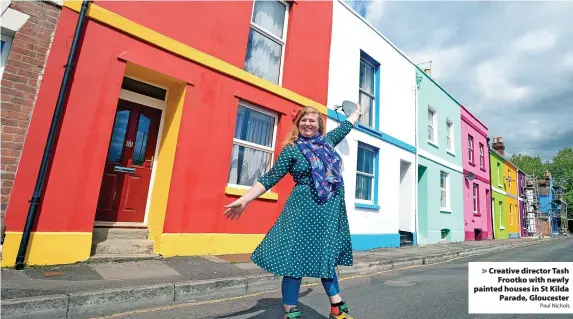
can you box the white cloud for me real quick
[364,1,386,26]
[512,29,557,53]
[407,46,467,81]
[475,59,530,103]
[563,52,573,70]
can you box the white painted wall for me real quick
[327,0,417,146]
[325,0,417,241]
[326,120,416,235]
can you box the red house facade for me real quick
[2,0,334,266]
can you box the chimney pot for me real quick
[424,68,431,76]
[492,136,505,156]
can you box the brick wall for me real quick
[1,1,61,216]
[536,219,550,237]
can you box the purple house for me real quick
[518,170,527,237]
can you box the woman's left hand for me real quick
[347,104,362,125]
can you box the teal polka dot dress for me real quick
[251,120,354,279]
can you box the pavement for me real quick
[0,236,566,318]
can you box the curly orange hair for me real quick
[284,106,325,145]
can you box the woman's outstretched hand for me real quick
[223,182,267,220]
[347,104,362,125]
[224,198,247,220]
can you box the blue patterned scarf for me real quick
[296,134,343,203]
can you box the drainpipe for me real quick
[487,137,494,239]
[15,0,91,270]
[414,76,419,246]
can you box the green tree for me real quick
[507,154,548,178]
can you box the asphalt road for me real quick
[93,238,573,319]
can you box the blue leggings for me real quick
[281,271,340,305]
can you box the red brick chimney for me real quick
[492,136,505,156]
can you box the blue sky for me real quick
[345,0,573,161]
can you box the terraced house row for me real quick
[0,0,551,267]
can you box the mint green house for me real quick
[416,68,464,245]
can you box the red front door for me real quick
[95,99,162,223]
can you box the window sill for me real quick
[447,150,456,157]
[427,140,439,149]
[225,186,278,201]
[469,161,476,167]
[357,123,382,137]
[480,167,486,172]
[473,213,482,217]
[355,203,380,211]
[440,208,452,214]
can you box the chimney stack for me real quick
[492,136,505,156]
[424,68,431,76]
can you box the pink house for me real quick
[461,106,492,240]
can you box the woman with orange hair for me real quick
[225,105,361,319]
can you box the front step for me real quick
[93,227,148,241]
[92,239,154,255]
[91,227,155,258]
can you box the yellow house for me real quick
[504,161,520,238]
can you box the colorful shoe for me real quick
[329,302,353,319]
[285,307,301,319]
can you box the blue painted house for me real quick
[538,172,560,235]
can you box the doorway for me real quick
[474,228,483,241]
[95,78,166,225]
[399,160,413,234]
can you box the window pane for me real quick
[359,59,374,93]
[107,110,130,162]
[357,146,365,172]
[441,189,447,207]
[364,148,374,174]
[357,146,374,174]
[244,28,282,84]
[132,114,152,166]
[234,105,275,147]
[228,144,272,186]
[121,77,166,101]
[427,109,433,122]
[440,172,446,189]
[358,92,373,127]
[252,0,286,39]
[428,125,433,141]
[355,174,372,200]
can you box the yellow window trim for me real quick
[225,186,278,201]
[62,1,327,115]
